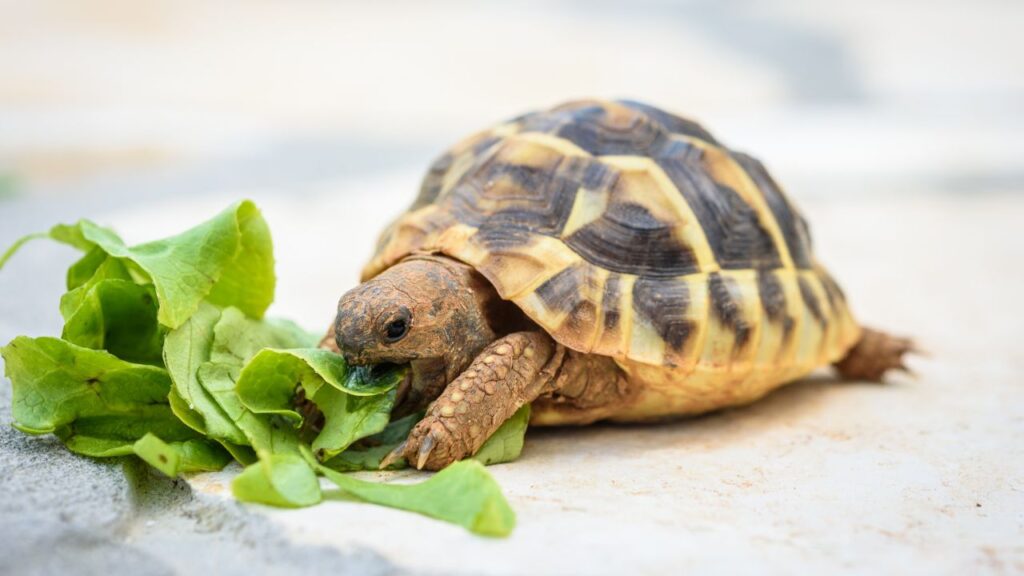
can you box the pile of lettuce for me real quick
[0,200,526,537]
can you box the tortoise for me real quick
[326,99,912,471]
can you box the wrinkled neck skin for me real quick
[334,254,506,415]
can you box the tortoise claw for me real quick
[415,434,435,470]
[378,440,407,470]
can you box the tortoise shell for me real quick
[364,100,860,416]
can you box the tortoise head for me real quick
[333,256,495,366]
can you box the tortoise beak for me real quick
[334,298,376,365]
[334,334,369,366]
[339,349,361,366]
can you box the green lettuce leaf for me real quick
[322,412,421,472]
[208,307,317,366]
[62,434,144,457]
[198,361,303,457]
[163,302,247,443]
[61,279,164,365]
[473,404,531,466]
[1,201,276,329]
[194,307,315,455]
[308,447,515,537]
[307,386,396,460]
[162,304,316,447]
[57,410,201,457]
[322,441,404,472]
[237,347,403,399]
[167,386,210,435]
[65,246,114,291]
[1,336,199,454]
[235,348,405,460]
[133,433,232,477]
[232,453,322,508]
[60,254,134,315]
[217,439,258,466]
[4,336,170,434]
[168,306,316,457]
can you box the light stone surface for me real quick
[1,1,1022,574]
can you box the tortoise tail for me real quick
[834,327,916,382]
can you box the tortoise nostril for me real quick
[336,339,360,365]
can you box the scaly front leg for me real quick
[387,331,563,470]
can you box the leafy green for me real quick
[61,279,164,365]
[162,304,316,449]
[60,255,134,316]
[65,246,114,291]
[366,412,423,445]
[62,434,143,457]
[1,336,200,459]
[343,365,412,396]
[209,307,317,365]
[49,221,104,251]
[4,337,171,433]
[57,410,199,457]
[322,412,421,472]
[235,348,406,460]
[323,442,404,472]
[163,302,247,443]
[473,404,531,466]
[133,433,232,477]
[232,453,322,508]
[308,447,515,537]
[308,386,396,460]
[196,360,301,458]
[80,202,273,328]
[1,201,275,329]
[238,347,403,399]
[189,307,317,456]
[217,439,258,466]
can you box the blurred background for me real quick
[3,0,1022,198]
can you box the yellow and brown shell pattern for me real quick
[364,100,862,420]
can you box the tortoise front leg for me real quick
[387,331,562,471]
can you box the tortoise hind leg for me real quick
[834,327,916,381]
[529,351,632,425]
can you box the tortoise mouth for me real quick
[342,348,418,367]
[369,361,405,379]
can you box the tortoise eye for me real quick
[383,317,409,343]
